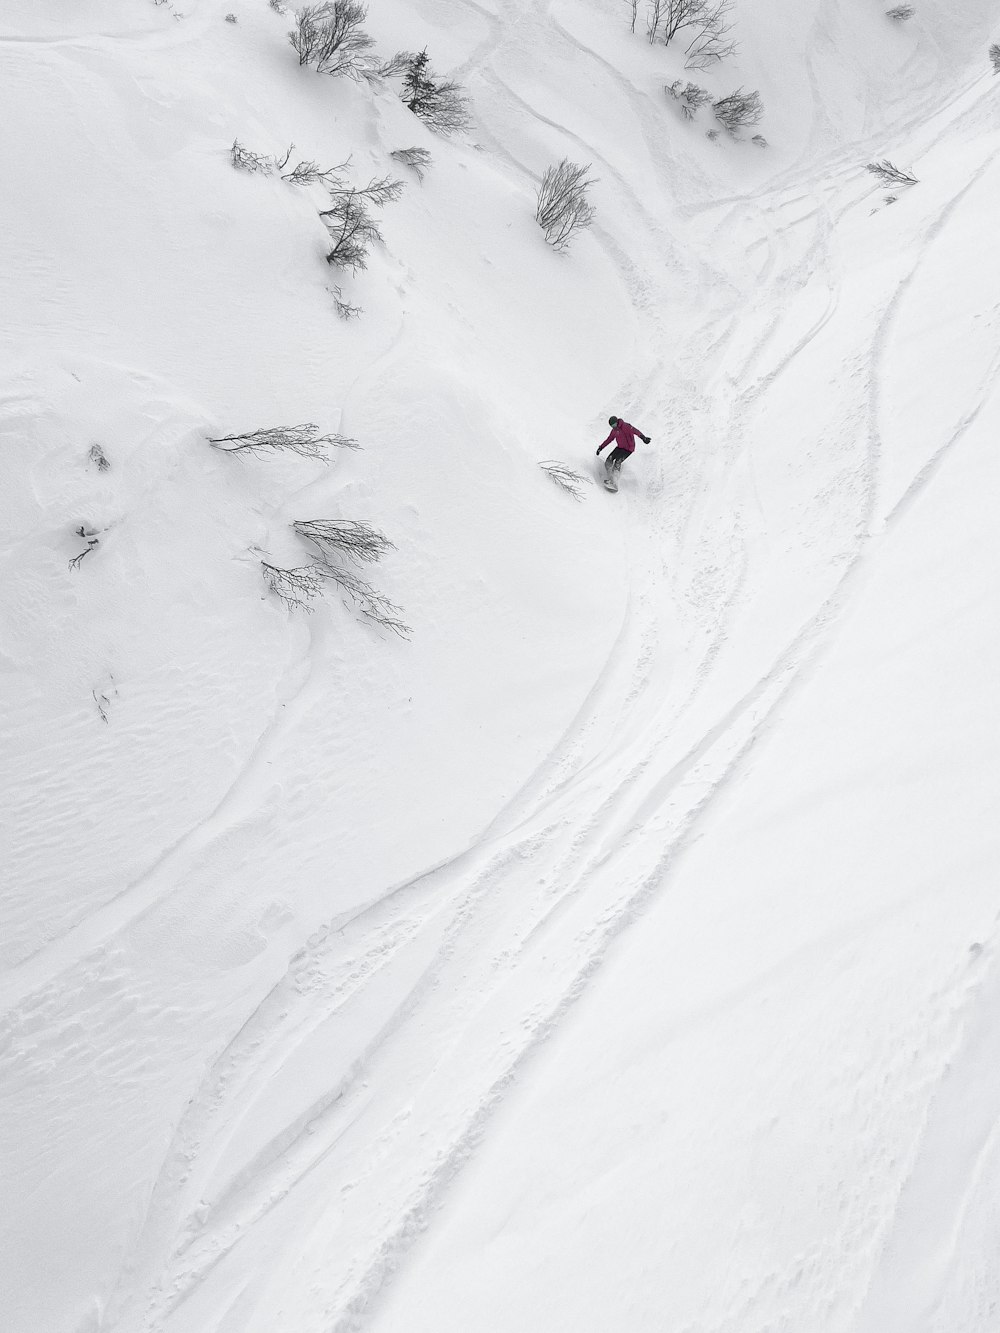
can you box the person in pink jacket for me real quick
[596,415,651,488]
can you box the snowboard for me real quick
[603,475,618,493]
[598,458,618,493]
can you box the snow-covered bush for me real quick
[390,146,433,181]
[88,443,110,471]
[289,1,376,79]
[400,50,471,135]
[321,176,404,272]
[865,159,917,187]
[208,424,359,458]
[712,88,763,133]
[535,160,596,251]
[886,5,914,19]
[991,43,1000,73]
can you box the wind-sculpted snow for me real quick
[3,0,1000,1330]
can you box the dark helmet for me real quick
[608,415,619,426]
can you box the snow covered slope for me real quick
[2,0,999,1330]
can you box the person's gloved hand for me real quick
[643,435,651,444]
[596,447,603,455]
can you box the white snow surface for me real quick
[3,0,1000,1329]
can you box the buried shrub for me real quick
[390,146,433,181]
[208,423,359,458]
[665,79,712,119]
[991,43,1000,74]
[865,159,917,187]
[712,87,763,132]
[400,49,471,135]
[289,1,376,78]
[535,159,596,251]
[885,5,914,19]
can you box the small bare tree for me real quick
[289,1,376,78]
[991,43,1000,73]
[628,0,638,33]
[535,160,596,251]
[400,49,471,135]
[320,176,404,271]
[713,88,763,132]
[647,0,666,43]
[685,0,737,69]
[540,461,587,500]
[866,159,917,187]
[390,146,433,181]
[209,424,359,458]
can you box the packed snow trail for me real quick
[2,1,1000,1331]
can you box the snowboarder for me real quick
[596,415,650,492]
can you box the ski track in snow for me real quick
[4,3,1000,1330]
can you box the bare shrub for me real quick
[713,88,763,132]
[535,159,596,251]
[231,139,275,173]
[540,461,587,500]
[666,79,712,119]
[751,133,768,148]
[330,284,362,318]
[886,5,914,18]
[289,1,376,78]
[261,560,332,611]
[991,43,1000,73]
[225,12,238,21]
[866,159,917,187]
[324,561,410,636]
[209,424,359,458]
[89,443,110,471]
[282,152,350,185]
[269,0,287,11]
[287,519,409,634]
[628,0,638,33]
[390,146,433,181]
[321,176,404,271]
[292,518,394,562]
[400,49,471,135]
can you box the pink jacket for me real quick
[598,420,646,455]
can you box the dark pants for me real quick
[605,446,632,472]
